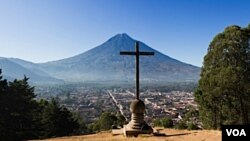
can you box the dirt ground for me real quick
[34,128,221,141]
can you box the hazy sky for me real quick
[0,0,249,67]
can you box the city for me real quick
[36,86,198,126]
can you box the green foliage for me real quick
[174,121,187,129]
[153,117,173,128]
[183,107,199,122]
[90,112,118,131]
[153,118,162,127]
[153,109,199,130]
[98,112,117,130]
[0,70,85,140]
[38,98,81,138]
[0,70,7,138]
[116,113,126,127]
[195,24,250,129]
[161,117,174,128]
[187,123,199,130]
[173,108,200,130]
[0,75,38,140]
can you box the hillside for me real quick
[0,57,63,84]
[35,129,221,141]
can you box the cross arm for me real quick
[120,52,136,55]
[120,51,154,56]
[139,52,154,55]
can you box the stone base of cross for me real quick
[123,99,153,137]
[112,100,154,137]
[112,41,157,137]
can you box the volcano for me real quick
[38,33,200,82]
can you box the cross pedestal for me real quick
[123,99,153,137]
[113,41,154,137]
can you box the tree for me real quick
[161,117,174,128]
[174,121,187,129]
[0,70,84,140]
[90,112,118,131]
[0,69,9,139]
[0,73,38,140]
[40,98,80,138]
[152,118,162,127]
[195,25,250,129]
[152,117,173,128]
[187,123,198,130]
[116,113,126,127]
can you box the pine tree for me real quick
[0,69,8,139]
[0,73,38,140]
[0,70,84,140]
[40,98,80,138]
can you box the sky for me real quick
[0,0,249,67]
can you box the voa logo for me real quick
[226,129,246,136]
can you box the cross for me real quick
[120,41,154,100]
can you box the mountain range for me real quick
[0,33,200,84]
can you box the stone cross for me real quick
[120,41,154,100]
